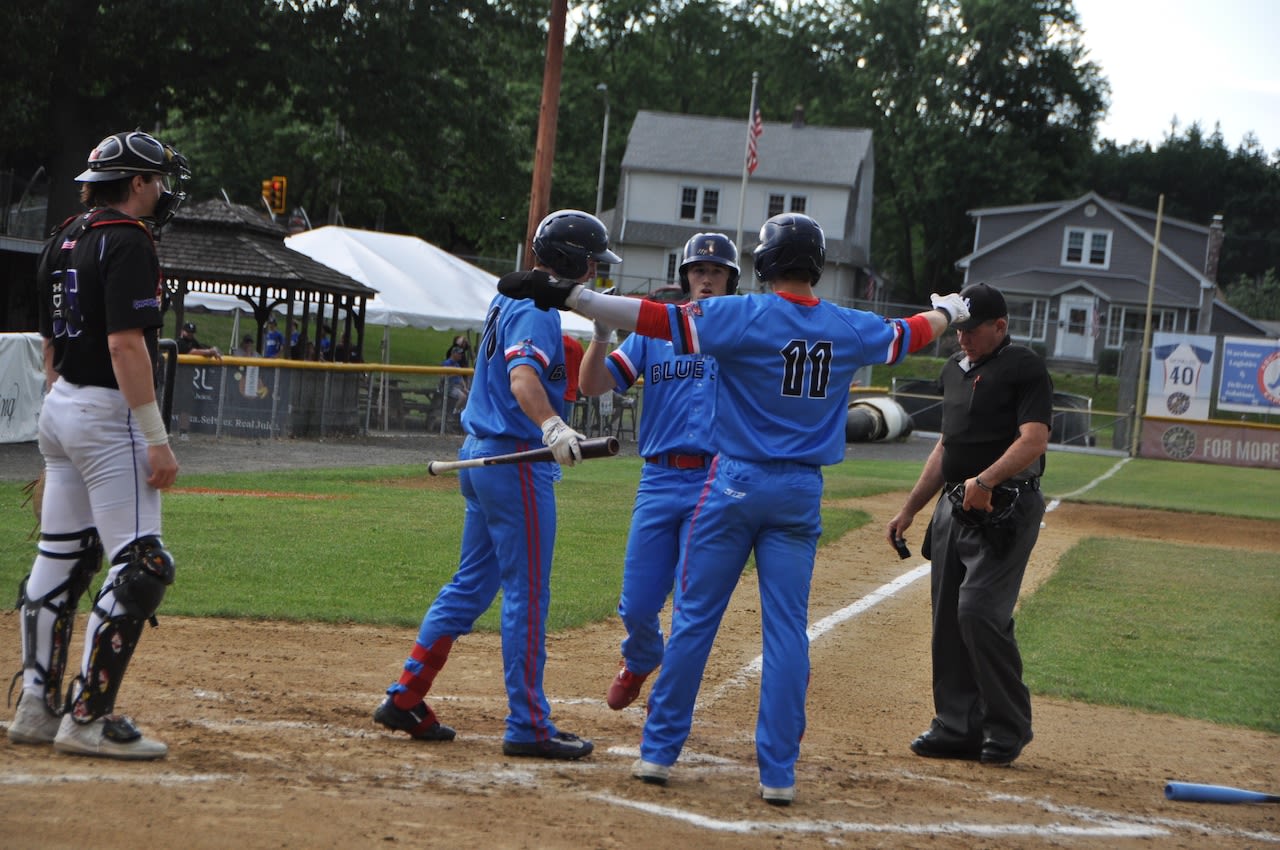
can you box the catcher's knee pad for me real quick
[12,529,102,715]
[104,536,175,622]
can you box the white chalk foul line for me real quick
[708,455,1133,704]
[591,792,1168,839]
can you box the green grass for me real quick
[3,446,1276,731]
[1020,538,1279,732]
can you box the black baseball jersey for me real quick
[936,337,1054,482]
[37,209,164,390]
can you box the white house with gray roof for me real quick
[956,191,1273,367]
[601,109,874,304]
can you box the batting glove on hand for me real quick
[498,270,581,311]
[930,292,971,325]
[541,415,586,466]
[592,317,614,345]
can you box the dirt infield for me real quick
[1,437,1277,848]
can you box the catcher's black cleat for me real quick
[373,697,456,742]
[502,731,593,760]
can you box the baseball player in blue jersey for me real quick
[579,233,737,711]
[10,131,190,760]
[373,210,620,760]
[499,212,970,803]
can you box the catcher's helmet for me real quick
[678,233,740,295]
[532,210,622,280]
[752,213,826,284]
[77,131,192,230]
[77,131,190,183]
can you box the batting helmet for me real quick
[752,213,826,284]
[678,233,740,295]
[532,210,622,280]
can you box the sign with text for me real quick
[1140,416,1280,469]
[1145,332,1215,419]
[1217,336,1280,414]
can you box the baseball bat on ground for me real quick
[427,436,619,476]
[1164,782,1280,804]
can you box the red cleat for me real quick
[606,664,648,710]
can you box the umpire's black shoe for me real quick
[502,731,594,760]
[980,730,1033,765]
[373,697,456,742]
[909,723,983,761]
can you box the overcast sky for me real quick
[1072,0,1280,154]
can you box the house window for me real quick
[666,251,680,284]
[1062,226,1112,268]
[767,193,807,218]
[680,187,698,220]
[1105,306,1181,349]
[701,189,719,224]
[1004,295,1048,342]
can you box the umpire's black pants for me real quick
[926,488,1045,745]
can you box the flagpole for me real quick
[735,71,759,292]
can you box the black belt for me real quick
[645,453,711,470]
[947,477,1039,492]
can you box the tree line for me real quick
[2,0,1276,317]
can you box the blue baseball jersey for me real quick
[461,294,567,440]
[604,334,717,458]
[661,293,914,466]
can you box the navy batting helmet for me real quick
[678,233,740,295]
[752,213,826,284]
[532,210,622,281]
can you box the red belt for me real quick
[645,453,711,470]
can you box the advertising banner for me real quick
[1139,416,1280,469]
[0,333,45,443]
[1217,336,1280,414]
[1145,332,1215,419]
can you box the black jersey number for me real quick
[780,339,833,398]
[481,304,500,361]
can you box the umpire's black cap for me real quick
[953,283,1008,330]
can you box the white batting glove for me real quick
[541,415,586,466]
[930,292,971,325]
[592,318,614,345]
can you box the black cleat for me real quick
[373,697,456,742]
[502,731,593,760]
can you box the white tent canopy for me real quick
[183,225,594,335]
[289,226,594,335]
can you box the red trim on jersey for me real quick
[776,291,820,306]
[636,300,672,340]
[608,350,637,384]
[903,314,935,354]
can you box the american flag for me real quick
[746,99,763,175]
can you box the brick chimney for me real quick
[792,105,806,128]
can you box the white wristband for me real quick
[133,400,170,446]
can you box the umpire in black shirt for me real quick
[888,282,1053,766]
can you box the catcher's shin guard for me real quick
[67,537,174,721]
[10,529,102,715]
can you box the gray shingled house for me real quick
[603,109,874,304]
[956,191,1272,369]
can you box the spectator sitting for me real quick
[441,346,470,415]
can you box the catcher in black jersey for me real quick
[9,131,190,760]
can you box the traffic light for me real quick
[261,176,287,215]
